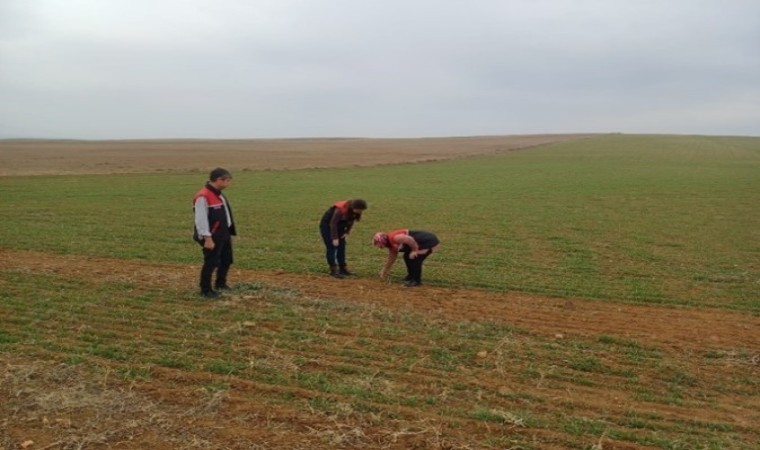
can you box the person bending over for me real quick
[373,229,439,287]
[319,199,368,278]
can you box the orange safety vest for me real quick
[387,229,409,252]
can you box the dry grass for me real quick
[2,250,760,449]
[0,134,596,176]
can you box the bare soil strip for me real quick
[3,250,757,352]
[3,249,760,449]
[0,134,596,176]
[3,136,759,449]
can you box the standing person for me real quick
[319,199,368,278]
[193,168,236,298]
[373,229,440,287]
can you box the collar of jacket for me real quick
[205,182,223,196]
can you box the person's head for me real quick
[348,198,367,220]
[209,167,232,190]
[372,231,389,248]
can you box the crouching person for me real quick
[373,229,440,287]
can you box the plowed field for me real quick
[2,135,758,449]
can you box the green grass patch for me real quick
[5,267,758,447]
[3,134,760,449]
[1,135,759,309]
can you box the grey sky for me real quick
[1,0,758,139]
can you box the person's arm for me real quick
[194,196,215,250]
[394,234,418,250]
[394,234,424,259]
[379,249,398,278]
[329,208,342,246]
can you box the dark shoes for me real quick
[403,274,421,287]
[329,266,355,278]
[329,266,345,279]
[201,283,230,298]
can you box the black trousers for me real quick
[402,251,431,283]
[200,238,233,292]
[319,221,347,267]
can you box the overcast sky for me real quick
[1,0,758,139]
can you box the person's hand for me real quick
[409,251,418,259]
[379,269,388,278]
[203,237,215,250]
[332,239,340,247]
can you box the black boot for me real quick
[329,265,345,279]
[339,265,355,276]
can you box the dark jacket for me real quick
[193,183,236,241]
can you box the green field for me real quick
[1,134,758,310]
[2,134,760,449]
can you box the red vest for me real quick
[193,186,232,239]
[387,229,409,252]
[193,186,224,208]
[334,200,350,217]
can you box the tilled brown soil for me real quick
[3,250,758,357]
[2,250,759,449]
[2,136,759,449]
[0,134,595,176]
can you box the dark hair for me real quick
[348,199,367,210]
[348,198,367,221]
[209,167,232,181]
